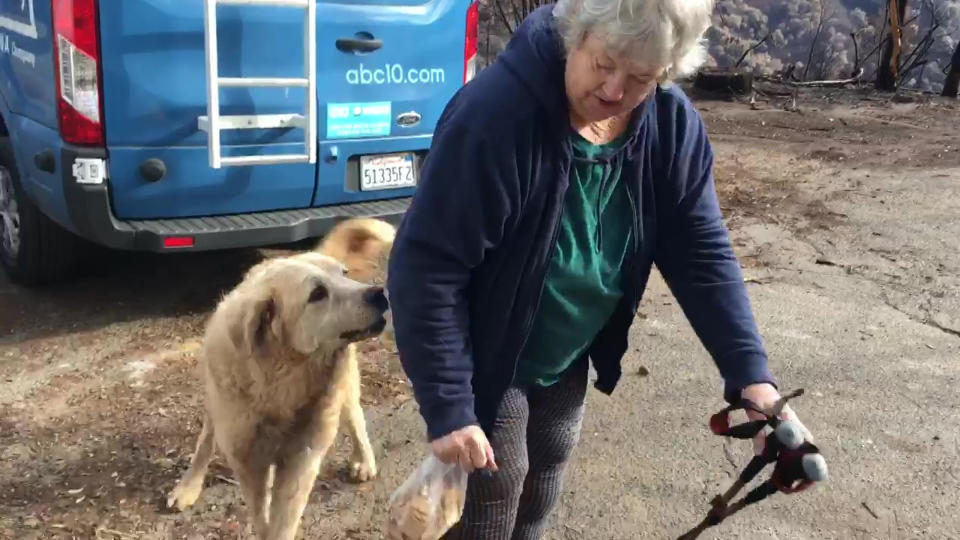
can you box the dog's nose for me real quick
[363,286,389,312]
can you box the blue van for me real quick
[0,0,479,285]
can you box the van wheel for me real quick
[0,140,83,286]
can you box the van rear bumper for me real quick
[61,148,410,252]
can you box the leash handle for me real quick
[709,389,806,438]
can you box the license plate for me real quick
[359,153,417,191]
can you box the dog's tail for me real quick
[318,217,396,254]
[317,218,396,284]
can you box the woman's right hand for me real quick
[431,425,498,473]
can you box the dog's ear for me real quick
[229,290,277,356]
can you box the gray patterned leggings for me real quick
[443,358,589,540]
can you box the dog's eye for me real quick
[308,284,328,303]
[341,267,348,276]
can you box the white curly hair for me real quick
[552,0,715,82]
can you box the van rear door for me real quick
[312,0,473,207]
[98,3,319,220]
[97,1,472,221]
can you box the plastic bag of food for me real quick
[385,453,468,540]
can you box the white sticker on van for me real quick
[0,0,37,39]
[327,101,391,139]
[346,63,446,86]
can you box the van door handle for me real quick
[336,37,382,54]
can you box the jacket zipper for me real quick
[624,171,640,253]
[504,137,642,385]
[621,151,644,310]
[505,158,570,386]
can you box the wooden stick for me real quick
[215,474,239,486]
[785,69,864,87]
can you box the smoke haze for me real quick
[478,0,960,91]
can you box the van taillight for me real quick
[52,0,103,146]
[464,0,479,84]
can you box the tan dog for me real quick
[167,218,396,540]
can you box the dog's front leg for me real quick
[230,456,272,539]
[342,345,377,482]
[266,402,341,540]
[216,416,275,539]
[167,412,216,511]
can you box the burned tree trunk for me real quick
[943,42,960,98]
[802,0,828,81]
[876,0,909,91]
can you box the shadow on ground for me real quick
[0,241,319,344]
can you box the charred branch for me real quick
[850,30,862,78]
[493,1,516,36]
[862,37,886,72]
[897,0,945,87]
[735,32,772,69]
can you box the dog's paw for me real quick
[348,460,377,483]
[166,480,203,511]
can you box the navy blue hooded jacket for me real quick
[387,4,776,441]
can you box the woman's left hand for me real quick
[741,383,815,455]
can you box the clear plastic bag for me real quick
[386,453,468,540]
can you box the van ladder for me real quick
[198,0,318,168]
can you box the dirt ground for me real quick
[1,85,958,540]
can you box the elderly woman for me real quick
[386,0,812,537]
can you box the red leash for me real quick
[677,389,827,540]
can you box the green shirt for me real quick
[515,132,635,386]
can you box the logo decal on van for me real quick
[395,111,422,128]
[346,63,445,85]
[327,102,392,139]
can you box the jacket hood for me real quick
[498,5,569,129]
[498,4,655,159]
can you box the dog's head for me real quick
[227,254,389,358]
[316,218,396,344]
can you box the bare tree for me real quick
[490,0,550,36]
[943,41,960,97]
[877,0,909,90]
[480,0,551,64]
[802,0,830,81]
